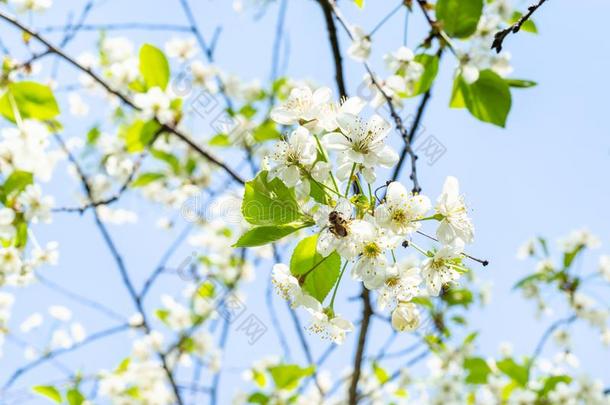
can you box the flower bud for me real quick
[391,302,420,332]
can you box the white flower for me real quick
[68,93,89,116]
[516,237,536,260]
[0,120,60,181]
[0,208,16,241]
[376,182,431,236]
[9,0,52,12]
[459,57,480,84]
[70,322,87,343]
[351,215,400,290]
[377,259,422,310]
[0,247,22,275]
[190,61,218,91]
[20,313,43,333]
[49,305,72,322]
[435,176,474,245]
[384,46,424,89]
[559,229,601,253]
[102,37,134,63]
[599,255,610,282]
[267,126,317,188]
[347,26,371,62]
[51,329,73,349]
[32,241,59,266]
[491,52,513,77]
[305,307,354,344]
[316,96,366,132]
[421,242,464,296]
[391,302,420,332]
[270,86,331,126]
[18,184,54,223]
[133,87,174,124]
[324,113,398,169]
[165,37,197,60]
[271,264,319,309]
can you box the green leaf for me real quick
[450,75,466,108]
[32,386,62,403]
[150,149,180,173]
[505,79,537,88]
[124,119,160,152]
[290,235,341,303]
[234,222,312,248]
[443,288,473,308]
[464,357,492,384]
[86,126,101,145]
[513,272,550,290]
[66,388,85,405]
[242,171,304,226]
[410,54,439,97]
[372,362,390,384]
[13,216,28,248]
[453,70,512,127]
[247,392,269,404]
[253,120,281,142]
[132,172,165,187]
[511,12,538,33]
[497,358,529,386]
[563,245,584,269]
[0,81,60,123]
[139,44,170,90]
[539,375,572,396]
[436,0,483,38]
[2,170,33,201]
[268,364,314,390]
[209,133,232,147]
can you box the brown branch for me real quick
[316,0,348,98]
[347,287,373,404]
[53,152,146,214]
[492,0,548,53]
[0,10,246,185]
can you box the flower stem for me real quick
[330,261,349,310]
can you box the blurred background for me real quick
[0,0,609,403]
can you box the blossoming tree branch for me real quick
[0,0,609,404]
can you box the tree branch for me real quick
[0,11,245,185]
[492,0,548,53]
[316,0,348,98]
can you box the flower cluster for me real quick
[516,229,610,347]
[261,85,476,342]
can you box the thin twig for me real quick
[492,0,548,53]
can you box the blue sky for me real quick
[1,0,609,403]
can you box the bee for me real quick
[328,211,349,238]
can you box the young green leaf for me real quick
[453,70,512,127]
[242,171,304,226]
[268,364,314,390]
[131,172,165,187]
[290,235,341,302]
[234,222,313,248]
[66,388,86,405]
[511,11,538,33]
[0,81,60,123]
[410,54,439,97]
[139,44,170,90]
[464,357,492,384]
[32,386,62,403]
[436,0,483,38]
[123,119,160,152]
[505,78,537,88]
